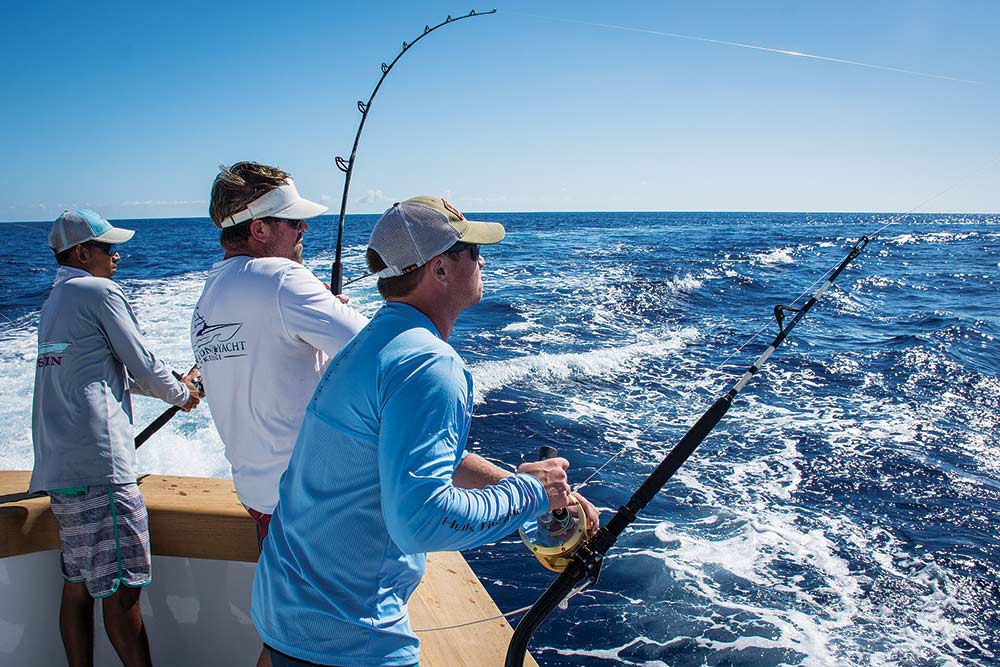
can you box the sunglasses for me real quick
[272,218,306,231]
[445,241,480,261]
[83,241,118,256]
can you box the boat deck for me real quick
[0,471,536,666]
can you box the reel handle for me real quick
[537,446,558,461]
[536,446,568,518]
[519,445,587,573]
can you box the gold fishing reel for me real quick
[519,495,589,572]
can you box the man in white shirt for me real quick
[191,161,368,544]
[192,162,368,666]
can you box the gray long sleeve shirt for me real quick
[29,267,189,492]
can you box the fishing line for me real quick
[342,270,374,288]
[414,576,596,632]
[510,158,998,489]
[412,603,533,633]
[507,237,876,666]
[506,11,986,85]
[340,7,998,636]
[4,222,51,234]
[574,154,1000,492]
[506,156,997,658]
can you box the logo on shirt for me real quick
[37,342,71,368]
[192,311,247,363]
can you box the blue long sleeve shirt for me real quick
[252,302,547,667]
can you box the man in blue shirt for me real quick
[252,196,599,667]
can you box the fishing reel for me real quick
[519,447,590,573]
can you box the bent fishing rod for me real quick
[329,9,496,293]
[505,234,872,666]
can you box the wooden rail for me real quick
[0,471,536,667]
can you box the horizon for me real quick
[2,2,997,222]
[3,209,998,226]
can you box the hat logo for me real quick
[441,198,465,221]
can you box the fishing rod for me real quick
[505,234,872,666]
[134,368,204,447]
[330,8,497,294]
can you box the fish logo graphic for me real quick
[192,311,248,363]
[38,342,71,355]
[192,312,243,345]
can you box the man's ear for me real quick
[74,245,89,264]
[428,255,449,285]
[248,219,270,243]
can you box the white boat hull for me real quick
[1,551,260,665]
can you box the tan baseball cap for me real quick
[369,196,505,277]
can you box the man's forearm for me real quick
[452,453,513,489]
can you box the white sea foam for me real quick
[544,635,676,665]
[662,273,704,293]
[0,320,39,470]
[886,230,979,246]
[2,272,231,473]
[752,247,796,266]
[575,340,997,666]
[470,328,701,405]
[500,321,535,333]
[821,285,868,316]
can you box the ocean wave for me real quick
[470,329,701,405]
[595,393,992,667]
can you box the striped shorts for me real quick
[48,483,152,598]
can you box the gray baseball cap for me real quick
[49,209,135,254]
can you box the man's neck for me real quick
[389,296,458,341]
[223,243,298,263]
[56,264,93,278]
[223,247,258,260]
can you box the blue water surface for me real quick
[1,211,998,666]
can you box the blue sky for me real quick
[1,1,997,222]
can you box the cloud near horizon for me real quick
[120,200,208,207]
[357,189,386,205]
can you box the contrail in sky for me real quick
[508,12,984,85]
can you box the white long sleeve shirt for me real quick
[191,256,367,513]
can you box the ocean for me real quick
[1,211,997,666]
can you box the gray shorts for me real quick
[48,483,152,598]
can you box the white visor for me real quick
[220,178,328,228]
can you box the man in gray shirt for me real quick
[31,209,201,667]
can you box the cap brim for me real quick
[457,220,505,245]
[93,227,136,245]
[271,198,329,220]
